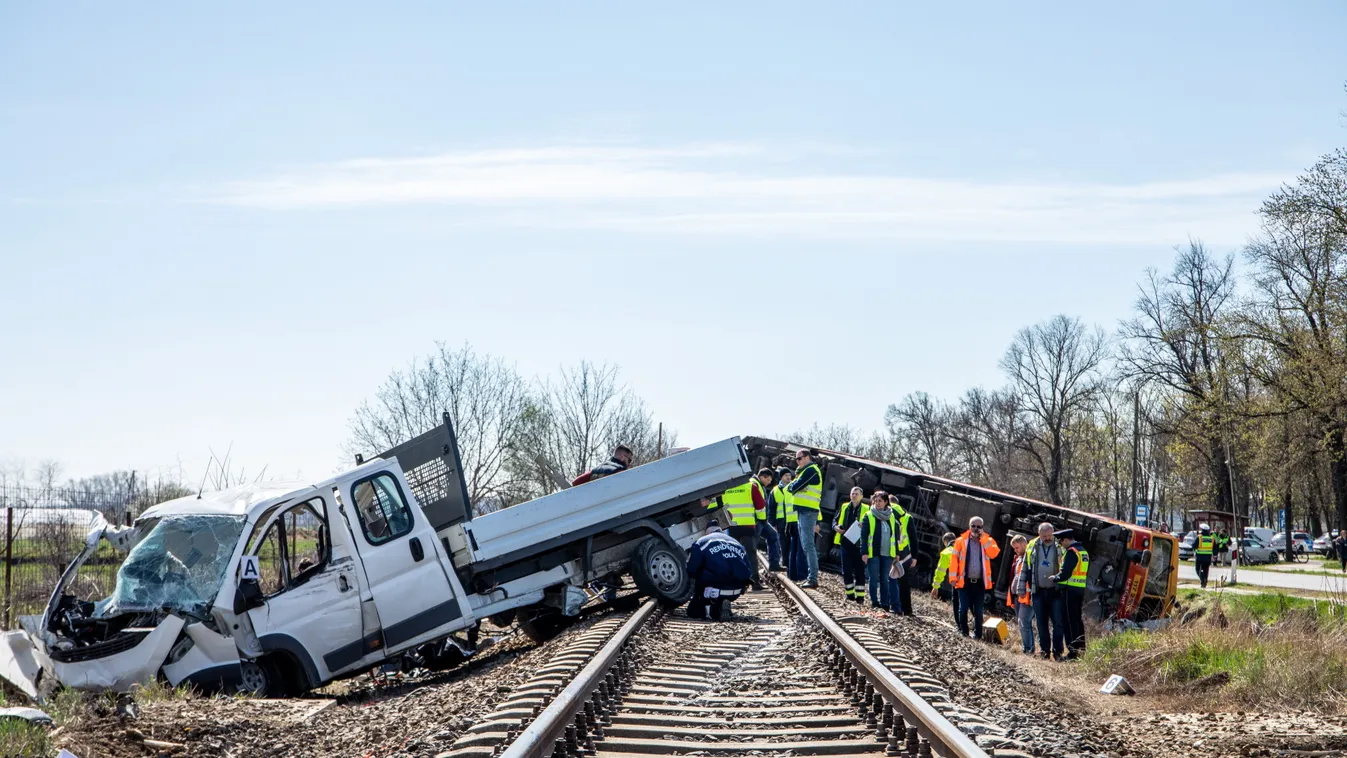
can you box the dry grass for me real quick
[1086,589,1347,710]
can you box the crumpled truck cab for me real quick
[0,484,313,700]
[0,458,491,700]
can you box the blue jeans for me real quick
[1032,588,1065,657]
[1015,602,1035,653]
[786,523,807,581]
[796,509,820,584]
[758,521,782,568]
[866,557,899,611]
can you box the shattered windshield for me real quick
[1145,536,1175,597]
[95,515,246,618]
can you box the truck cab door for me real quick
[238,493,365,685]
[339,467,470,654]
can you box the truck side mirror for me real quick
[234,579,265,613]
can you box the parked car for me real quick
[1236,537,1278,565]
[1245,527,1276,547]
[1315,533,1336,555]
[1177,531,1239,564]
[1178,530,1197,561]
[1289,531,1314,556]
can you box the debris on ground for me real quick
[50,619,598,758]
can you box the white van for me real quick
[1245,527,1276,549]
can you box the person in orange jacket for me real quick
[1007,535,1034,654]
[949,516,1001,640]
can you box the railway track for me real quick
[447,572,1011,758]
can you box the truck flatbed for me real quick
[446,438,751,573]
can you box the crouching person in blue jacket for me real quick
[685,522,752,621]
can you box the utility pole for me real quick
[1131,390,1141,525]
[657,423,664,459]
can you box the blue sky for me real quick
[2,3,1345,483]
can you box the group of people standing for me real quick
[702,449,827,591]
[932,519,1090,659]
[697,449,921,616]
[831,486,917,615]
[636,445,1095,658]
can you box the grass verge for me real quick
[1086,589,1347,709]
[0,680,196,757]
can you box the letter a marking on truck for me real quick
[240,555,260,583]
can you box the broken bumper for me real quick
[0,616,190,701]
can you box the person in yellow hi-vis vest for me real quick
[719,475,766,591]
[775,469,806,582]
[1194,524,1215,589]
[832,487,868,604]
[754,468,784,573]
[1052,528,1090,659]
[766,469,791,573]
[929,532,958,626]
[786,449,824,588]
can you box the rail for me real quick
[497,599,659,758]
[494,572,989,758]
[772,572,990,758]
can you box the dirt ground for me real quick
[816,572,1347,758]
[50,619,603,758]
[41,578,1347,758]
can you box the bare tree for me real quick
[1239,150,1347,527]
[884,393,955,476]
[1000,315,1109,505]
[946,387,1022,490]
[1119,240,1240,511]
[346,342,532,509]
[787,424,874,457]
[510,361,671,499]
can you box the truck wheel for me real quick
[631,537,691,608]
[239,657,284,697]
[518,607,573,643]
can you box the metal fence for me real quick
[0,485,150,628]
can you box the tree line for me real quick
[344,345,675,514]
[793,147,1347,536]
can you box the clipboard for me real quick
[842,521,862,544]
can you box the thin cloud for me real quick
[210,143,1287,244]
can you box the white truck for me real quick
[0,417,751,699]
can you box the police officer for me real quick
[1053,528,1089,659]
[1194,523,1215,589]
[833,486,868,604]
[685,523,752,621]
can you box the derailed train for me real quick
[742,437,1179,621]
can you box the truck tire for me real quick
[631,537,691,608]
[518,607,573,643]
[239,656,288,697]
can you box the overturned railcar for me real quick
[743,437,1178,621]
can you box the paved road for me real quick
[1178,562,1347,592]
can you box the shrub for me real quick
[1086,591,1347,709]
